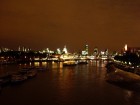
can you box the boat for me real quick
[26,70,37,78]
[19,68,30,75]
[35,67,47,71]
[105,62,140,91]
[19,67,37,78]
[63,60,78,66]
[11,73,28,84]
[0,73,11,87]
[105,63,140,83]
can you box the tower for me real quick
[124,44,128,51]
[62,45,68,54]
[85,44,88,55]
[93,47,98,56]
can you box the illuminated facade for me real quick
[56,48,61,54]
[62,45,68,54]
[85,45,88,55]
[82,45,88,56]
[123,44,140,53]
[105,49,109,55]
[124,44,128,51]
[93,47,98,56]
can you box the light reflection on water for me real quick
[124,90,140,105]
[0,61,140,105]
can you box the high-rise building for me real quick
[81,45,89,56]
[93,47,98,56]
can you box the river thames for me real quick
[0,60,140,105]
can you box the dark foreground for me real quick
[0,61,140,105]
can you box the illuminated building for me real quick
[123,44,140,53]
[124,44,128,51]
[105,49,109,55]
[62,45,68,54]
[93,47,98,56]
[85,44,88,55]
[56,48,61,54]
[82,45,88,56]
[82,51,87,56]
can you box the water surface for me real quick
[0,61,140,105]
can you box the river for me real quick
[0,60,140,105]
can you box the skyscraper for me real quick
[85,45,89,55]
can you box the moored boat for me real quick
[35,67,47,71]
[11,73,28,84]
[26,70,37,78]
[105,63,140,83]
[0,74,11,87]
[63,60,78,66]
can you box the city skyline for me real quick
[0,0,140,52]
[0,45,108,53]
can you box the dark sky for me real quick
[0,0,140,52]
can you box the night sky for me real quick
[0,0,140,52]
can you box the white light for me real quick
[124,44,127,51]
[63,45,68,54]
